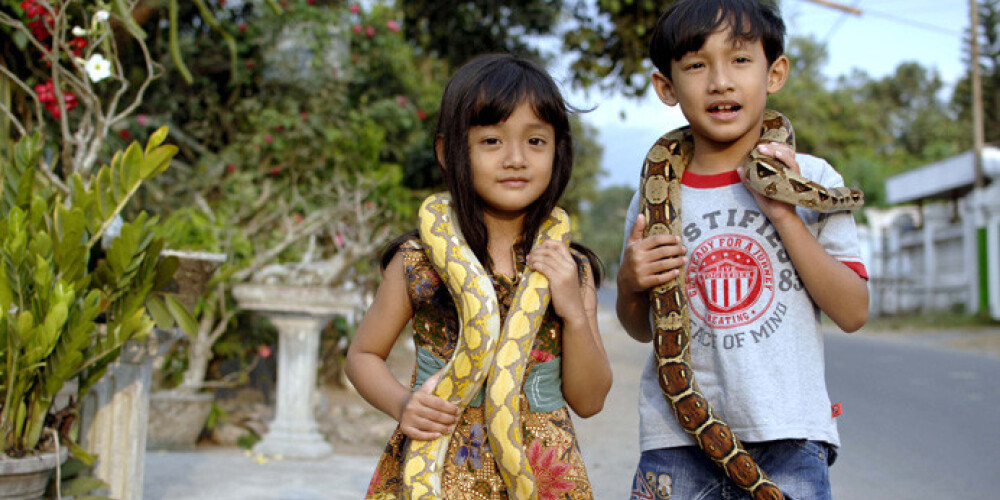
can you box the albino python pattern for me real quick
[639,110,863,500]
[402,192,571,500]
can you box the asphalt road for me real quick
[826,330,1000,500]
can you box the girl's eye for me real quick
[528,137,547,146]
[481,137,500,145]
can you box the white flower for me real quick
[84,54,112,82]
[72,26,88,37]
[94,10,110,23]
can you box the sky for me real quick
[551,0,973,188]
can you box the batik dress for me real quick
[365,239,595,500]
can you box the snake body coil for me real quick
[640,111,863,500]
[403,192,571,500]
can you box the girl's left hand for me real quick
[739,142,799,225]
[526,240,585,320]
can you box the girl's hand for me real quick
[526,240,586,320]
[398,368,461,441]
[740,142,799,225]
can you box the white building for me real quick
[865,147,1000,320]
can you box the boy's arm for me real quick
[743,144,869,333]
[616,192,688,343]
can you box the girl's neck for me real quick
[483,209,525,278]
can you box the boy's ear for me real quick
[766,55,790,94]
[651,71,679,106]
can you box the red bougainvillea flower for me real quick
[300,111,309,122]
[35,80,78,119]
[68,37,87,57]
[238,22,247,33]
[417,109,427,121]
[225,164,237,174]
[268,167,281,176]
[352,24,362,34]
[264,133,274,144]
[530,349,555,363]
[306,0,315,4]
[349,4,360,14]
[293,213,304,224]
[137,114,149,126]
[526,439,575,500]
[365,26,375,37]
[395,95,408,106]
[334,232,345,247]
[386,20,401,32]
[258,345,272,359]
[118,129,131,140]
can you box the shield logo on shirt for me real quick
[686,233,775,329]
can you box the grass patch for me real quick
[862,310,999,332]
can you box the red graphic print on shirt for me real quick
[686,233,775,329]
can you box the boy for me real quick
[616,1,870,499]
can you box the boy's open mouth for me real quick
[708,103,742,113]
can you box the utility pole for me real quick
[971,0,986,189]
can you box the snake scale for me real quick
[402,192,571,500]
[639,110,863,500]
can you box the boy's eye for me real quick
[683,62,704,71]
[734,56,751,64]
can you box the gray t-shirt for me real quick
[622,153,868,452]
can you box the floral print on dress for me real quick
[527,439,576,500]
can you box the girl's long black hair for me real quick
[382,53,601,286]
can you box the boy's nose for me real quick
[708,68,735,94]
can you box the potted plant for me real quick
[0,129,178,497]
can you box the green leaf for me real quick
[164,294,198,337]
[145,126,170,154]
[60,476,110,496]
[140,144,178,178]
[145,294,175,330]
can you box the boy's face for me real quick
[652,27,788,149]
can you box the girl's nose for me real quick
[503,144,527,169]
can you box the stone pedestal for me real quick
[79,327,178,500]
[232,284,360,459]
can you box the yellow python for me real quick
[402,192,571,500]
[640,110,863,500]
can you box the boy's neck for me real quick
[686,125,763,176]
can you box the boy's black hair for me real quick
[649,0,786,80]
[380,53,602,285]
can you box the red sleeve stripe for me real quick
[839,260,869,280]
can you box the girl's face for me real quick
[467,101,555,219]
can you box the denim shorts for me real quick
[629,440,836,500]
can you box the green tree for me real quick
[397,0,564,70]
[577,185,635,275]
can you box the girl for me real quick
[345,53,612,499]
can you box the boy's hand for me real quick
[739,142,800,225]
[617,213,687,294]
[398,368,460,441]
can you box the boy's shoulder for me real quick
[794,152,845,187]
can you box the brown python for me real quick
[639,110,863,500]
[402,192,571,500]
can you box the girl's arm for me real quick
[345,252,460,440]
[527,241,612,418]
[742,144,869,333]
